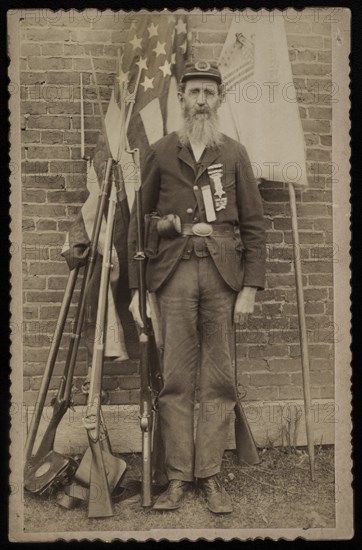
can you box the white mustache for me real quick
[193,107,210,115]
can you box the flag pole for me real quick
[116,48,127,162]
[125,57,146,130]
[288,181,315,480]
[114,52,144,159]
[80,73,85,159]
[90,56,112,158]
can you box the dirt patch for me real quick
[24,447,335,533]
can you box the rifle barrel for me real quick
[131,148,154,507]
[63,157,113,402]
[85,175,117,517]
[24,267,79,463]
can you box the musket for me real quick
[24,65,118,494]
[56,160,127,511]
[70,55,128,517]
[233,324,260,465]
[148,331,167,487]
[128,147,154,507]
[24,156,114,465]
[83,173,118,517]
[24,266,79,466]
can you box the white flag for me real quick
[218,13,308,186]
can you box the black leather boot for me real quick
[153,480,193,510]
[199,475,233,514]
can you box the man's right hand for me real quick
[128,289,151,327]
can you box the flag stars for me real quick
[136,56,148,72]
[148,22,159,38]
[159,59,172,77]
[175,19,187,34]
[130,34,142,51]
[153,40,167,57]
[141,75,154,92]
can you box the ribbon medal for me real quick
[207,164,227,211]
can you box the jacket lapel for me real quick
[177,140,222,183]
[177,144,196,174]
[196,147,221,183]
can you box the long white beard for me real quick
[178,105,224,148]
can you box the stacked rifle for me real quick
[23,58,165,517]
[24,157,129,517]
[23,153,166,517]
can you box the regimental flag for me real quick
[62,14,188,358]
[218,12,308,186]
[62,88,132,359]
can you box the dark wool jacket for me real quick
[128,131,266,293]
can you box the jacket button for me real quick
[193,217,199,222]
[193,185,198,191]
[186,208,193,214]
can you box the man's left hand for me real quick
[233,286,257,325]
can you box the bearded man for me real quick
[128,61,266,514]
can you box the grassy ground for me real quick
[24,447,335,533]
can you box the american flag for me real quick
[122,14,188,151]
[62,14,188,359]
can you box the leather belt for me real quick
[181,223,236,237]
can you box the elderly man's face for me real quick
[179,78,221,118]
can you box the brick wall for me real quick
[19,10,334,407]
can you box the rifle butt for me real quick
[234,402,260,466]
[88,441,114,518]
[141,425,152,507]
[32,400,68,462]
[74,446,126,491]
[152,410,168,487]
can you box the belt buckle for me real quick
[192,223,213,237]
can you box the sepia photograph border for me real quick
[8,7,352,542]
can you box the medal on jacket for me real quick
[200,185,217,222]
[207,164,227,211]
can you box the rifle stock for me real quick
[83,174,117,518]
[24,267,79,464]
[151,404,167,487]
[86,397,113,518]
[234,324,260,465]
[130,147,156,506]
[234,402,260,465]
[139,333,153,507]
[32,387,69,463]
[147,321,167,486]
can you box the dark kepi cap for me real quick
[180,61,222,85]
